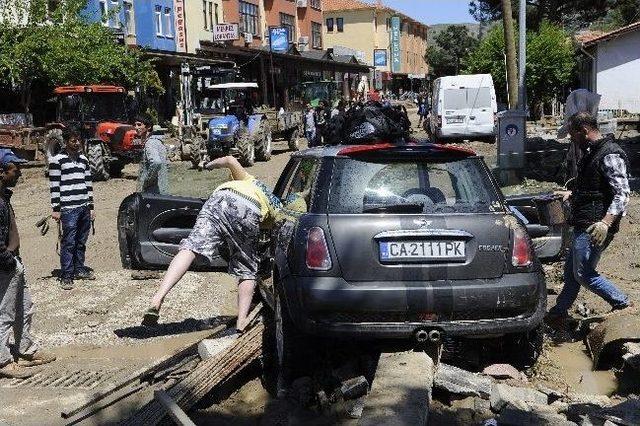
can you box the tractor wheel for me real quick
[87,143,110,181]
[43,129,64,177]
[236,127,255,167]
[255,122,272,161]
[287,127,301,152]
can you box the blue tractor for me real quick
[203,82,272,166]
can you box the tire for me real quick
[508,326,544,369]
[236,127,255,167]
[255,122,272,161]
[87,143,110,181]
[182,138,203,169]
[43,129,64,177]
[287,127,301,151]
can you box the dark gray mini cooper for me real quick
[118,142,567,388]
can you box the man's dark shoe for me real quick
[610,301,635,313]
[544,312,568,330]
[59,278,74,290]
[142,307,160,327]
[74,268,96,280]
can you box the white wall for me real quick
[596,30,640,113]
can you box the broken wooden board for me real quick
[122,321,264,425]
[359,350,435,425]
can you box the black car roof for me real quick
[292,142,480,160]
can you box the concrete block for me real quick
[434,363,492,398]
[490,383,547,412]
[197,336,236,360]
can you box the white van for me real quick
[429,74,497,141]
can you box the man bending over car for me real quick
[142,156,283,333]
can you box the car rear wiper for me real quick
[363,203,425,213]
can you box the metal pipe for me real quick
[428,329,441,343]
[415,329,429,343]
[517,0,527,111]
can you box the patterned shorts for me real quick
[179,190,261,280]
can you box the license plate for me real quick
[447,117,464,124]
[212,128,222,135]
[380,240,466,262]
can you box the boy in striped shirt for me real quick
[49,128,96,290]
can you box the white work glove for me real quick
[586,221,609,246]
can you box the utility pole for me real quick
[517,0,527,111]
[501,0,518,110]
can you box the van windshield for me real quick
[444,87,492,110]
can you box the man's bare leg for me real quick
[237,279,256,331]
[150,250,196,311]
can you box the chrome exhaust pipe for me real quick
[428,329,441,343]
[415,329,429,343]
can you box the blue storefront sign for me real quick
[374,49,388,67]
[269,27,289,53]
[390,16,401,73]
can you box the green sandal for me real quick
[142,307,160,327]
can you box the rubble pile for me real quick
[432,362,640,426]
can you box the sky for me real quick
[381,0,476,25]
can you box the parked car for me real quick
[117,142,567,394]
[429,74,497,142]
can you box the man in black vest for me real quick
[548,112,632,322]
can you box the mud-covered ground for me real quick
[1,113,639,425]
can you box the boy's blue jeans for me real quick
[549,231,629,316]
[60,205,91,280]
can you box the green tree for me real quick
[466,21,576,115]
[425,25,479,78]
[468,0,638,31]
[0,0,161,114]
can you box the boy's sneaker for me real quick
[74,268,96,280]
[59,278,74,290]
[0,362,34,379]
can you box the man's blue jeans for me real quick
[549,231,629,316]
[60,205,91,280]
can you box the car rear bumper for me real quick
[437,125,495,138]
[282,272,546,339]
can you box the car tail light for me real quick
[306,227,332,271]
[512,227,533,267]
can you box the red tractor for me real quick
[46,85,143,180]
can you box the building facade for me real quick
[581,22,640,114]
[181,0,224,53]
[83,0,137,46]
[323,0,428,90]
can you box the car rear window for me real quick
[328,157,501,214]
[444,87,492,110]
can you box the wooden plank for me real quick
[123,306,264,425]
[61,324,226,419]
[154,390,196,426]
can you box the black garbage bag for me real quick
[324,102,411,146]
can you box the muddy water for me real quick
[547,341,617,395]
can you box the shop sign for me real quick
[374,49,388,67]
[213,23,239,42]
[303,70,322,78]
[390,16,401,73]
[174,0,186,52]
[269,27,289,53]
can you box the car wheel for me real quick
[509,326,544,369]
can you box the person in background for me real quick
[135,114,168,195]
[142,156,283,334]
[547,112,632,326]
[304,104,317,147]
[417,95,429,128]
[1,149,56,378]
[49,127,95,290]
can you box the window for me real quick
[163,7,173,37]
[110,0,119,27]
[154,5,162,36]
[124,0,133,35]
[202,0,207,29]
[214,3,219,25]
[311,22,322,49]
[208,1,214,30]
[239,1,259,36]
[99,0,108,26]
[283,158,320,213]
[326,17,333,32]
[310,0,321,9]
[444,88,492,110]
[336,17,344,32]
[280,13,295,42]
